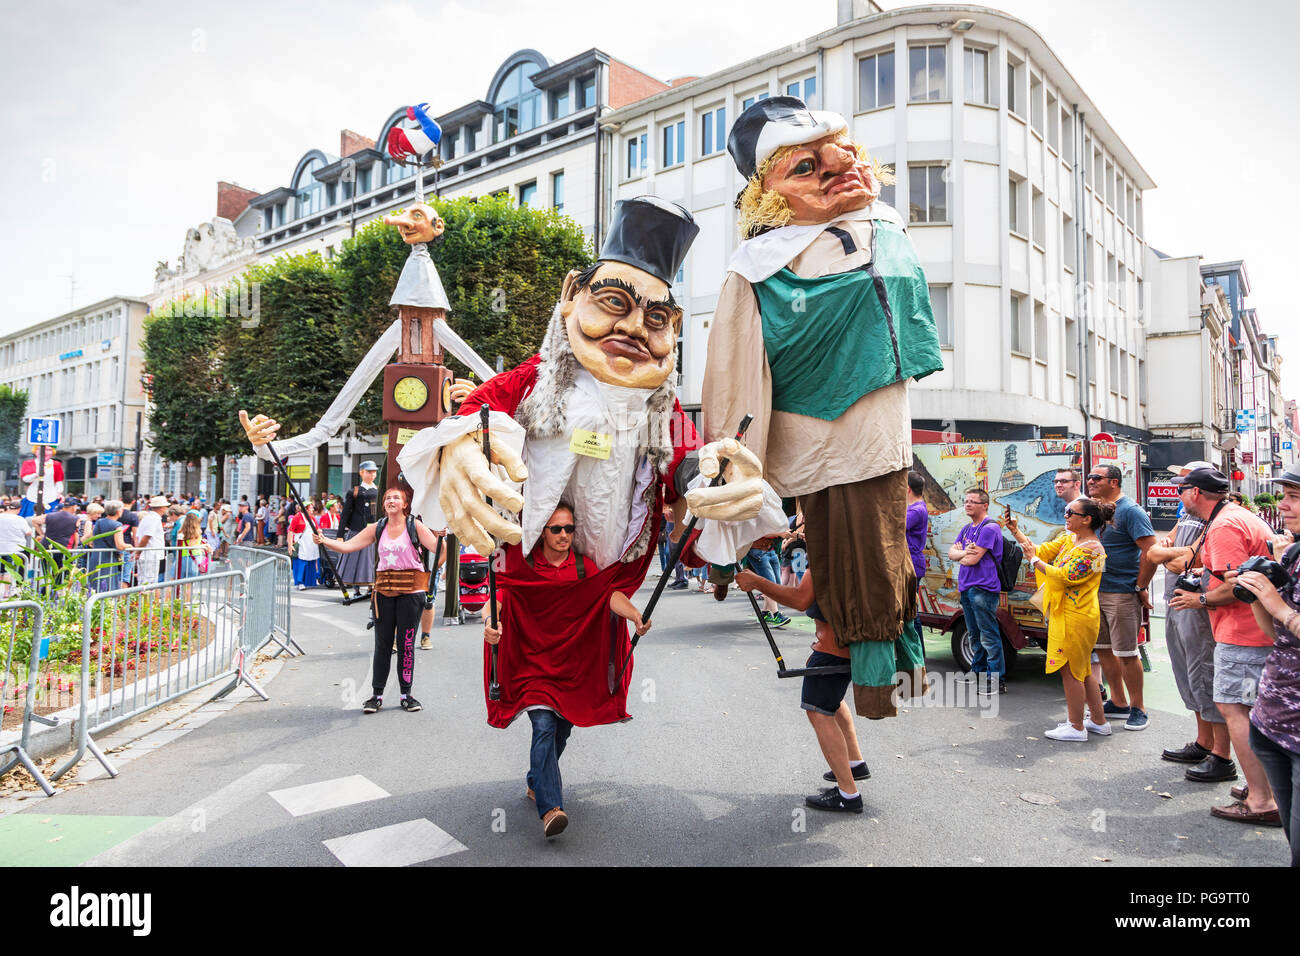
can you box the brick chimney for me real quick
[668,76,700,87]
[341,128,376,157]
[216,181,260,221]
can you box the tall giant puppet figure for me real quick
[397,196,785,835]
[703,97,944,718]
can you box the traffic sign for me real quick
[27,417,61,447]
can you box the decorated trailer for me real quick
[911,438,1144,671]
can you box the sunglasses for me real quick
[1065,508,1087,518]
[545,524,576,535]
[1086,474,1110,482]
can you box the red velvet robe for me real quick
[459,356,700,728]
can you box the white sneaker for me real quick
[1045,723,1089,741]
[1084,718,1112,736]
[296,584,305,591]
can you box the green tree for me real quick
[142,294,246,499]
[334,193,594,433]
[0,383,28,481]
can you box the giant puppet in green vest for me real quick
[702,97,944,718]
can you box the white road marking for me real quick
[82,763,302,867]
[269,774,389,816]
[323,818,467,867]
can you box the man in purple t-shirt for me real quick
[904,471,928,663]
[947,487,1005,694]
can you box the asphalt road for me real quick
[2,575,1290,867]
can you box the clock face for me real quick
[393,375,429,412]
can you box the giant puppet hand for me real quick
[685,438,766,521]
[239,410,280,447]
[438,432,528,556]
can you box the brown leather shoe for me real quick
[542,807,568,837]
[1210,802,1282,827]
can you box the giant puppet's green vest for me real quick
[753,218,944,421]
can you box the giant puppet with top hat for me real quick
[397,196,785,734]
[704,97,945,718]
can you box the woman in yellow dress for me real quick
[1008,498,1115,741]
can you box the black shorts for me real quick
[800,650,852,716]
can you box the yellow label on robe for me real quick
[396,427,419,446]
[569,428,612,460]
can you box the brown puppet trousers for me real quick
[801,467,923,719]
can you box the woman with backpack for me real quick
[1007,498,1115,741]
[315,486,444,714]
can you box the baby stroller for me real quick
[457,550,491,623]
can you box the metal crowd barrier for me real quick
[0,542,295,791]
[228,547,300,657]
[0,601,57,796]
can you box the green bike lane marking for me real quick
[0,815,165,867]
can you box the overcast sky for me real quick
[2,0,1296,397]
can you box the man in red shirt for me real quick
[1169,466,1281,826]
[484,503,649,838]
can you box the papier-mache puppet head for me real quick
[383,203,445,245]
[516,196,699,472]
[728,96,894,239]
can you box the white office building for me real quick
[601,3,1155,448]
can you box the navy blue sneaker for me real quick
[1124,706,1149,731]
[1102,700,1130,718]
[805,787,863,813]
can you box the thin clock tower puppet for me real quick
[398,196,786,837]
[19,445,64,517]
[704,97,944,719]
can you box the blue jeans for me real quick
[960,586,1004,677]
[527,709,573,818]
[658,535,672,571]
[746,548,781,584]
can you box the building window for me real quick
[1033,302,1047,361]
[1120,349,1130,396]
[1065,317,1079,375]
[741,91,770,110]
[858,50,895,111]
[518,181,537,207]
[700,106,726,156]
[551,171,565,213]
[626,132,648,179]
[1062,212,1076,268]
[1029,73,1044,135]
[784,75,817,107]
[325,182,337,207]
[356,165,372,194]
[1108,343,1119,393]
[908,164,948,224]
[384,158,410,186]
[294,157,324,218]
[1060,107,1073,162]
[493,62,542,142]
[465,124,479,154]
[441,131,457,161]
[909,44,946,102]
[1104,160,1115,207]
[576,73,596,110]
[1046,91,1059,151]
[929,285,951,346]
[1009,293,1027,354]
[1031,187,1045,247]
[1139,358,1148,405]
[963,47,989,105]
[879,182,896,208]
[1007,55,1024,116]
[1008,176,1025,235]
[550,87,571,121]
[1107,254,1116,302]
[661,119,685,168]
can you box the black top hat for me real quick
[1172,466,1231,494]
[727,96,850,181]
[599,196,699,285]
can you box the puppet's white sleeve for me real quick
[396,411,525,530]
[251,320,403,463]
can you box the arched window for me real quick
[294,157,325,219]
[493,63,541,143]
[384,155,412,186]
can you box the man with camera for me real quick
[1168,466,1280,826]
[1231,465,1300,863]
[1146,461,1229,771]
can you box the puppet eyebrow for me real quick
[589,277,643,304]
[644,295,679,313]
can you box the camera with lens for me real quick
[1173,569,1203,593]
[1232,555,1294,604]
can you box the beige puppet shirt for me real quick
[702,217,912,498]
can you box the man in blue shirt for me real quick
[947,487,1005,695]
[1088,464,1157,731]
